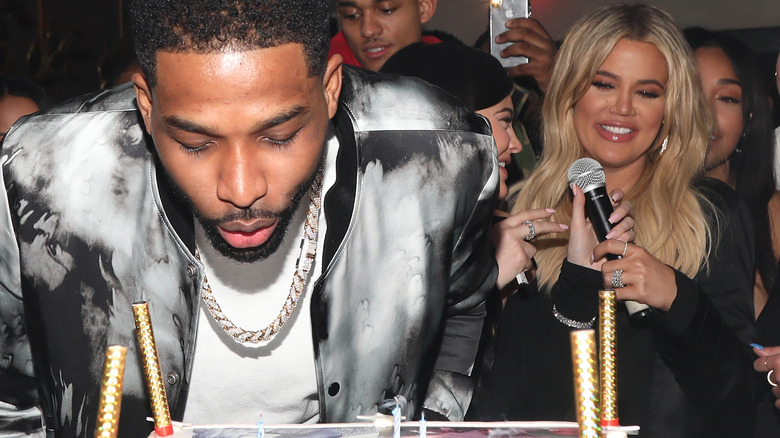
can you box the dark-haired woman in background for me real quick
[685,27,780,319]
[686,28,780,437]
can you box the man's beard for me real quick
[163,156,323,264]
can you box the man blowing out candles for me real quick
[0,0,499,435]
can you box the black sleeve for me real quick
[649,179,759,429]
[466,261,601,421]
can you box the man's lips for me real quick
[217,219,278,249]
[363,44,390,60]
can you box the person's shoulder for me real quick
[339,65,490,136]
[769,190,780,213]
[694,177,754,241]
[694,176,740,208]
[2,83,146,170]
[46,83,138,115]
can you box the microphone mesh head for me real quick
[567,158,606,192]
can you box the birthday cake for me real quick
[163,421,639,437]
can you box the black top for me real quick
[754,261,780,437]
[468,178,760,438]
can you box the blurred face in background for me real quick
[337,0,437,71]
[0,94,39,141]
[695,46,743,175]
[478,94,522,200]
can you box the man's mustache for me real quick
[199,207,284,226]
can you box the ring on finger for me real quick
[621,241,628,258]
[611,269,625,289]
[523,220,536,241]
[769,369,778,387]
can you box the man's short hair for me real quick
[129,0,331,86]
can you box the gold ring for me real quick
[768,369,778,387]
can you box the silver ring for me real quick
[769,369,778,387]
[523,220,536,241]
[611,269,625,288]
[621,241,628,258]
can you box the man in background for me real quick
[330,0,438,71]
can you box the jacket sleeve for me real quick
[0,135,45,435]
[649,182,758,430]
[422,133,499,421]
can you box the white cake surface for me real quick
[162,421,640,437]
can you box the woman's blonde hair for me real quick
[511,4,714,288]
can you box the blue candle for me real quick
[392,405,401,438]
[257,415,265,438]
[419,412,426,438]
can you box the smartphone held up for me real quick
[489,0,531,69]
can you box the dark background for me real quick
[1,0,778,112]
[1,0,128,103]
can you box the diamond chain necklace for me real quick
[196,166,323,343]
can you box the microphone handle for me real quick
[583,187,651,319]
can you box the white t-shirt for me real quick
[183,136,338,425]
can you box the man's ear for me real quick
[132,72,154,135]
[323,54,343,120]
[419,0,437,24]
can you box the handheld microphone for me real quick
[567,158,650,319]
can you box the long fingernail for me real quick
[559,224,569,230]
[751,343,765,350]
[611,192,620,202]
[605,229,616,239]
[545,208,556,213]
[608,213,618,224]
[570,183,577,195]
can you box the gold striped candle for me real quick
[132,301,173,437]
[95,345,127,438]
[570,329,600,438]
[599,290,619,428]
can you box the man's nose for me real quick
[216,146,268,209]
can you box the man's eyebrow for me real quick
[162,105,308,137]
[338,0,384,7]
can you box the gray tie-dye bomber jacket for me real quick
[0,66,498,437]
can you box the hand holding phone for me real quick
[489,0,531,69]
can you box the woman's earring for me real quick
[659,137,668,155]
